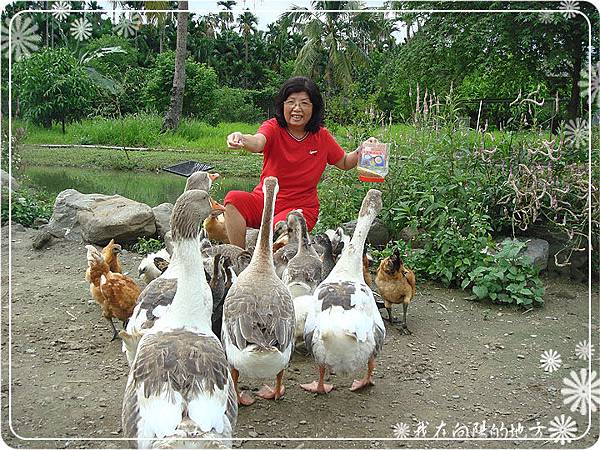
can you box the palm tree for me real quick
[162,0,188,131]
[283,1,369,93]
[237,9,257,64]
[217,0,236,33]
[144,0,172,53]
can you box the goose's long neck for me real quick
[327,213,374,281]
[250,190,276,271]
[163,238,212,332]
[295,218,311,256]
[162,247,181,278]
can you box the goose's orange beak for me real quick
[208,172,220,182]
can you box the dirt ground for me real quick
[1,224,598,450]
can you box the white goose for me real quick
[221,176,295,406]
[301,189,385,394]
[122,189,237,448]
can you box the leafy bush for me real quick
[210,87,264,123]
[132,237,164,255]
[461,240,544,306]
[14,48,94,130]
[142,51,218,118]
[1,188,53,228]
[83,35,140,74]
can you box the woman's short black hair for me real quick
[274,76,324,133]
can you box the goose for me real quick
[221,176,295,406]
[301,189,385,394]
[273,210,303,279]
[282,211,322,298]
[122,189,237,448]
[121,171,220,364]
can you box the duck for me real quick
[122,189,237,448]
[301,189,385,394]
[221,176,295,406]
[137,248,171,284]
[282,211,323,298]
[209,254,236,338]
[311,233,336,280]
[325,227,350,261]
[202,243,252,276]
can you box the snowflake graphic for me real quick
[540,349,562,373]
[547,415,577,445]
[114,12,142,38]
[0,15,41,61]
[563,118,589,149]
[538,11,556,24]
[51,1,72,21]
[70,17,92,41]
[392,422,410,439]
[575,340,594,361]
[579,62,600,108]
[562,369,600,415]
[560,0,579,18]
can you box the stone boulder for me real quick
[152,203,173,239]
[45,189,156,244]
[341,218,391,248]
[0,169,19,192]
[500,237,550,271]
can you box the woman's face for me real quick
[283,91,313,131]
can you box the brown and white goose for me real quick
[272,210,303,278]
[122,171,219,365]
[122,189,237,448]
[282,210,322,298]
[301,189,385,394]
[221,176,295,406]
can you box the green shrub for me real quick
[461,240,544,306]
[132,237,164,255]
[142,51,218,118]
[211,87,264,123]
[1,188,53,228]
[14,48,94,130]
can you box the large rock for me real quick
[500,237,549,271]
[341,218,390,248]
[152,203,173,238]
[0,169,19,192]
[46,189,155,244]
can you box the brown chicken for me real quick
[375,248,416,335]
[202,199,228,243]
[85,245,141,341]
[102,239,122,273]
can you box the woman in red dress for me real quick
[224,76,360,248]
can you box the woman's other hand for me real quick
[227,132,244,149]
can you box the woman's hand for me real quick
[227,132,245,149]
[355,136,379,156]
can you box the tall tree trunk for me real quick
[162,0,188,132]
[566,25,584,121]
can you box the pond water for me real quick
[23,165,257,206]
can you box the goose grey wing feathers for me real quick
[224,282,294,353]
[123,330,236,438]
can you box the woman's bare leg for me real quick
[225,203,247,249]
